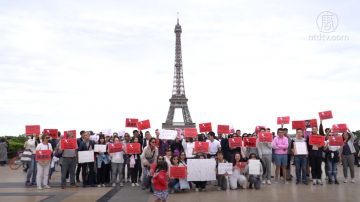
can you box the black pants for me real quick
[194,181,206,189]
[310,155,322,179]
[82,162,95,186]
[97,162,110,184]
[130,160,141,183]
[76,163,82,181]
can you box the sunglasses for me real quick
[45,136,50,139]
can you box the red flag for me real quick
[64,130,76,139]
[137,120,151,130]
[255,126,266,133]
[292,121,306,130]
[237,162,247,169]
[229,137,242,148]
[305,119,318,128]
[194,141,209,153]
[277,116,290,125]
[108,143,123,153]
[126,143,141,154]
[43,129,58,139]
[199,122,212,133]
[61,138,77,150]
[170,166,187,179]
[332,124,348,133]
[309,135,325,146]
[25,125,40,135]
[329,136,344,146]
[229,127,235,134]
[243,137,257,148]
[258,132,273,143]
[184,128,198,138]
[217,125,230,134]
[126,118,139,128]
[319,111,333,120]
[35,150,52,161]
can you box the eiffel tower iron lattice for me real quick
[162,17,196,130]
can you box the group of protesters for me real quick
[22,121,360,202]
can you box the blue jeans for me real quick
[26,154,37,183]
[327,159,338,181]
[294,155,307,183]
[168,179,180,192]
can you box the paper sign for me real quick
[243,137,257,148]
[217,125,230,134]
[126,118,139,127]
[43,129,58,139]
[184,128,198,138]
[332,124,347,133]
[94,144,107,153]
[292,121,306,130]
[64,130,76,139]
[187,159,216,181]
[218,163,233,175]
[60,138,77,150]
[255,126,266,133]
[305,119,318,128]
[101,129,112,136]
[194,141,209,153]
[319,111,333,120]
[228,137,242,148]
[229,127,235,134]
[159,129,177,140]
[137,120,151,130]
[25,125,40,135]
[258,132,273,143]
[309,135,325,146]
[294,142,308,155]
[277,116,290,125]
[249,159,261,175]
[78,150,95,163]
[108,143,123,153]
[329,136,344,146]
[199,122,212,133]
[126,143,141,154]
[35,150,52,161]
[237,162,247,169]
[170,166,187,179]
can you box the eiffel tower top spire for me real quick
[172,14,185,96]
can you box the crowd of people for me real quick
[21,121,360,202]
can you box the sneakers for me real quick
[119,183,124,187]
[44,185,51,189]
[135,183,140,187]
[317,180,323,185]
[334,180,339,184]
[217,187,222,191]
[266,180,271,185]
[112,183,116,187]
[37,186,43,190]
[351,179,355,183]
[344,179,348,183]
[313,179,317,185]
[97,185,102,188]
[262,180,266,185]
[195,188,199,192]
[131,183,135,187]
[25,182,31,186]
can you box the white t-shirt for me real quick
[24,139,37,154]
[207,139,221,155]
[183,140,195,158]
[36,142,53,151]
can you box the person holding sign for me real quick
[168,156,182,193]
[229,153,247,190]
[206,132,221,158]
[341,129,357,183]
[128,137,142,187]
[109,136,125,187]
[216,151,228,191]
[140,137,159,189]
[95,135,111,187]
[247,153,263,190]
[272,128,289,184]
[78,131,96,187]
[24,135,40,186]
[35,134,53,190]
[307,126,325,185]
[291,129,308,185]
[257,128,273,185]
[324,132,340,184]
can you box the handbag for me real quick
[21,150,32,162]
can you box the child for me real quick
[247,153,263,190]
[152,161,169,202]
[216,151,228,191]
[168,155,181,193]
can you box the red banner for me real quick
[126,118,139,128]
[25,125,40,135]
[228,137,242,148]
[277,116,290,125]
[108,143,123,153]
[194,141,209,153]
[199,122,212,133]
[243,137,257,148]
[170,166,187,179]
[61,138,77,150]
[309,135,325,146]
[329,136,344,146]
[43,129,58,139]
[217,125,230,134]
[258,132,273,143]
[237,162,247,169]
[35,150,52,161]
[305,119,318,128]
[126,143,141,154]
[319,111,333,120]
[64,130,76,139]
[137,120,151,130]
[332,124,348,133]
[292,121,306,130]
[184,128,198,138]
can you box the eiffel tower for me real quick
[162,17,196,130]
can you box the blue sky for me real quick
[0,0,359,136]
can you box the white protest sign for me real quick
[187,159,216,181]
[94,144,107,153]
[294,142,308,155]
[78,150,95,163]
[218,163,233,175]
[101,129,112,136]
[249,159,261,175]
[159,129,177,140]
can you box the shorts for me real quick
[274,154,288,167]
[154,190,168,201]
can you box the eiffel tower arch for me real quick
[162,17,196,130]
